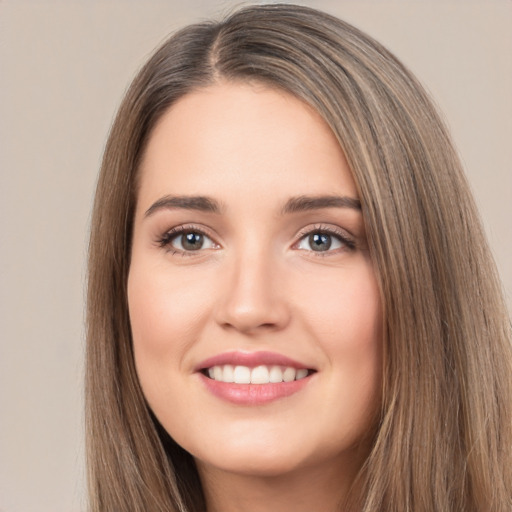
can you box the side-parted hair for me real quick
[86,4,512,511]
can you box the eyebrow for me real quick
[144,193,361,218]
[281,195,361,214]
[144,195,223,217]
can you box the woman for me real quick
[86,4,512,511]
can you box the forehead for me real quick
[137,81,357,210]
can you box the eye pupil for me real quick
[182,232,203,250]
[309,233,331,251]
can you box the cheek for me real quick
[299,261,382,352]
[128,263,209,356]
[127,265,206,430]
[327,266,382,377]
[126,263,210,414]
[298,262,383,421]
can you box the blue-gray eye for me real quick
[171,231,216,251]
[297,232,345,252]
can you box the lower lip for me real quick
[199,373,312,405]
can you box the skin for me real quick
[128,81,382,511]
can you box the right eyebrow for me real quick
[281,194,361,214]
[144,195,223,217]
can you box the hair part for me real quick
[86,4,512,511]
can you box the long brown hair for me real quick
[86,4,512,511]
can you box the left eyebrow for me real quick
[144,195,223,217]
[281,195,361,215]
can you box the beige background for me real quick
[0,1,510,511]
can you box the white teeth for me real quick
[283,367,296,382]
[251,365,269,384]
[213,365,223,381]
[269,365,283,383]
[206,364,310,384]
[233,365,251,384]
[223,364,234,383]
[296,368,308,380]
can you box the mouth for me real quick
[196,351,316,405]
[201,365,314,384]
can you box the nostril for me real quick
[220,319,283,334]
[260,322,279,329]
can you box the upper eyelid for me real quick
[157,224,220,247]
[293,224,356,251]
[295,223,354,240]
[163,223,216,237]
[157,223,355,249]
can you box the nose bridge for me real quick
[215,236,289,333]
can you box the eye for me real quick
[159,227,218,253]
[295,228,354,253]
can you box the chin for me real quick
[189,427,365,482]
[196,451,311,479]
[183,427,308,477]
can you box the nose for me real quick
[214,247,291,334]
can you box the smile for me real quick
[196,351,316,405]
[205,365,311,384]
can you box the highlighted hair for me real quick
[86,4,512,511]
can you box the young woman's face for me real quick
[128,82,382,480]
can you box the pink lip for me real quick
[198,373,312,405]
[195,351,315,405]
[195,350,312,371]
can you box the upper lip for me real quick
[195,351,314,371]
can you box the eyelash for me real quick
[157,224,216,255]
[157,224,355,256]
[295,224,356,254]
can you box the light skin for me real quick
[128,81,382,511]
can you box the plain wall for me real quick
[0,1,510,511]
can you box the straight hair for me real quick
[86,4,512,511]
